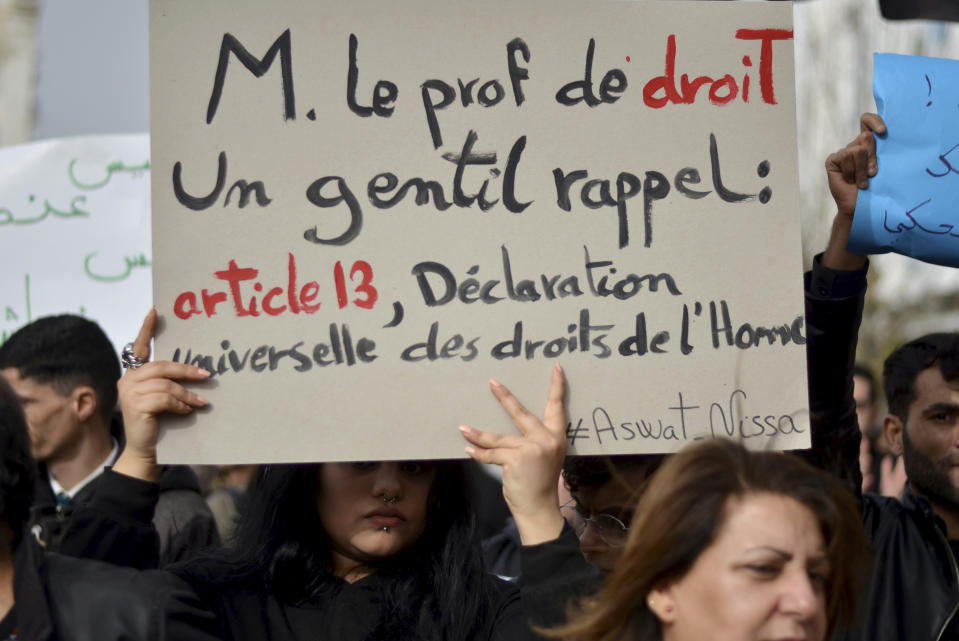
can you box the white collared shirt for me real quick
[49,438,120,499]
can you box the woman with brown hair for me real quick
[546,438,868,641]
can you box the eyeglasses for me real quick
[560,500,630,547]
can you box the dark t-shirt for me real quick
[0,605,16,641]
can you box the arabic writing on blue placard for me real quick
[850,53,959,267]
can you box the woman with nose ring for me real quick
[104,310,561,641]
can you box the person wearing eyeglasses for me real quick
[561,455,664,576]
[482,453,664,582]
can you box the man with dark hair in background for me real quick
[881,333,959,511]
[0,314,217,567]
[835,332,959,641]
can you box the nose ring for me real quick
[383,495,398,505]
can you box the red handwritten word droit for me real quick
[173,253,322,319]
[642,28,793,108]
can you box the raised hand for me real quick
[823,113,885,271]
[460,363,567,545]
[113,309,210,482]
[826,112,886,220]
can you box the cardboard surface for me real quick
[851,53,959,268]
[150,0,808,463]
[0,135,153,354]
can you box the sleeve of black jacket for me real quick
[519,523,601,630]
[41,550,224,641]
[58,468,162,570]
[799,253,866,498]
[155,465,221,565]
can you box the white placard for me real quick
[150,0,808,463]
[0,134,152,356]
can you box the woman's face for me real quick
[316,461,437,580]
[650,493,829,641]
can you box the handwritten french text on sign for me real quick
[850,53,959,268]
[151,0,808,464]
[0,135,152,355]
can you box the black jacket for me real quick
[851,490,959,641]
[519,523,601,629]
[174,561,534,641]
[30,461,218,569]
[799,254,867,491]
[8,534,218,641]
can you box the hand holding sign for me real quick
[460,363,567,545]
[827,113,885,218]
[114,309,211,483]
[824,114,884,272]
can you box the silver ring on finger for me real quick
[121,342,147,370]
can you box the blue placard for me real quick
[850,53,959,267]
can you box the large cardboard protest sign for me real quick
[0,135,152,354]
[850,53,959,268]
[150,0,807,463]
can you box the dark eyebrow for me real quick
[923,402,959,416]
[745,546,792,560]
[745,546,829,567]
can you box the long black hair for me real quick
[177,460,498,640]
[0,376,35,547]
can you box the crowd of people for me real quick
[0,112,956,641]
